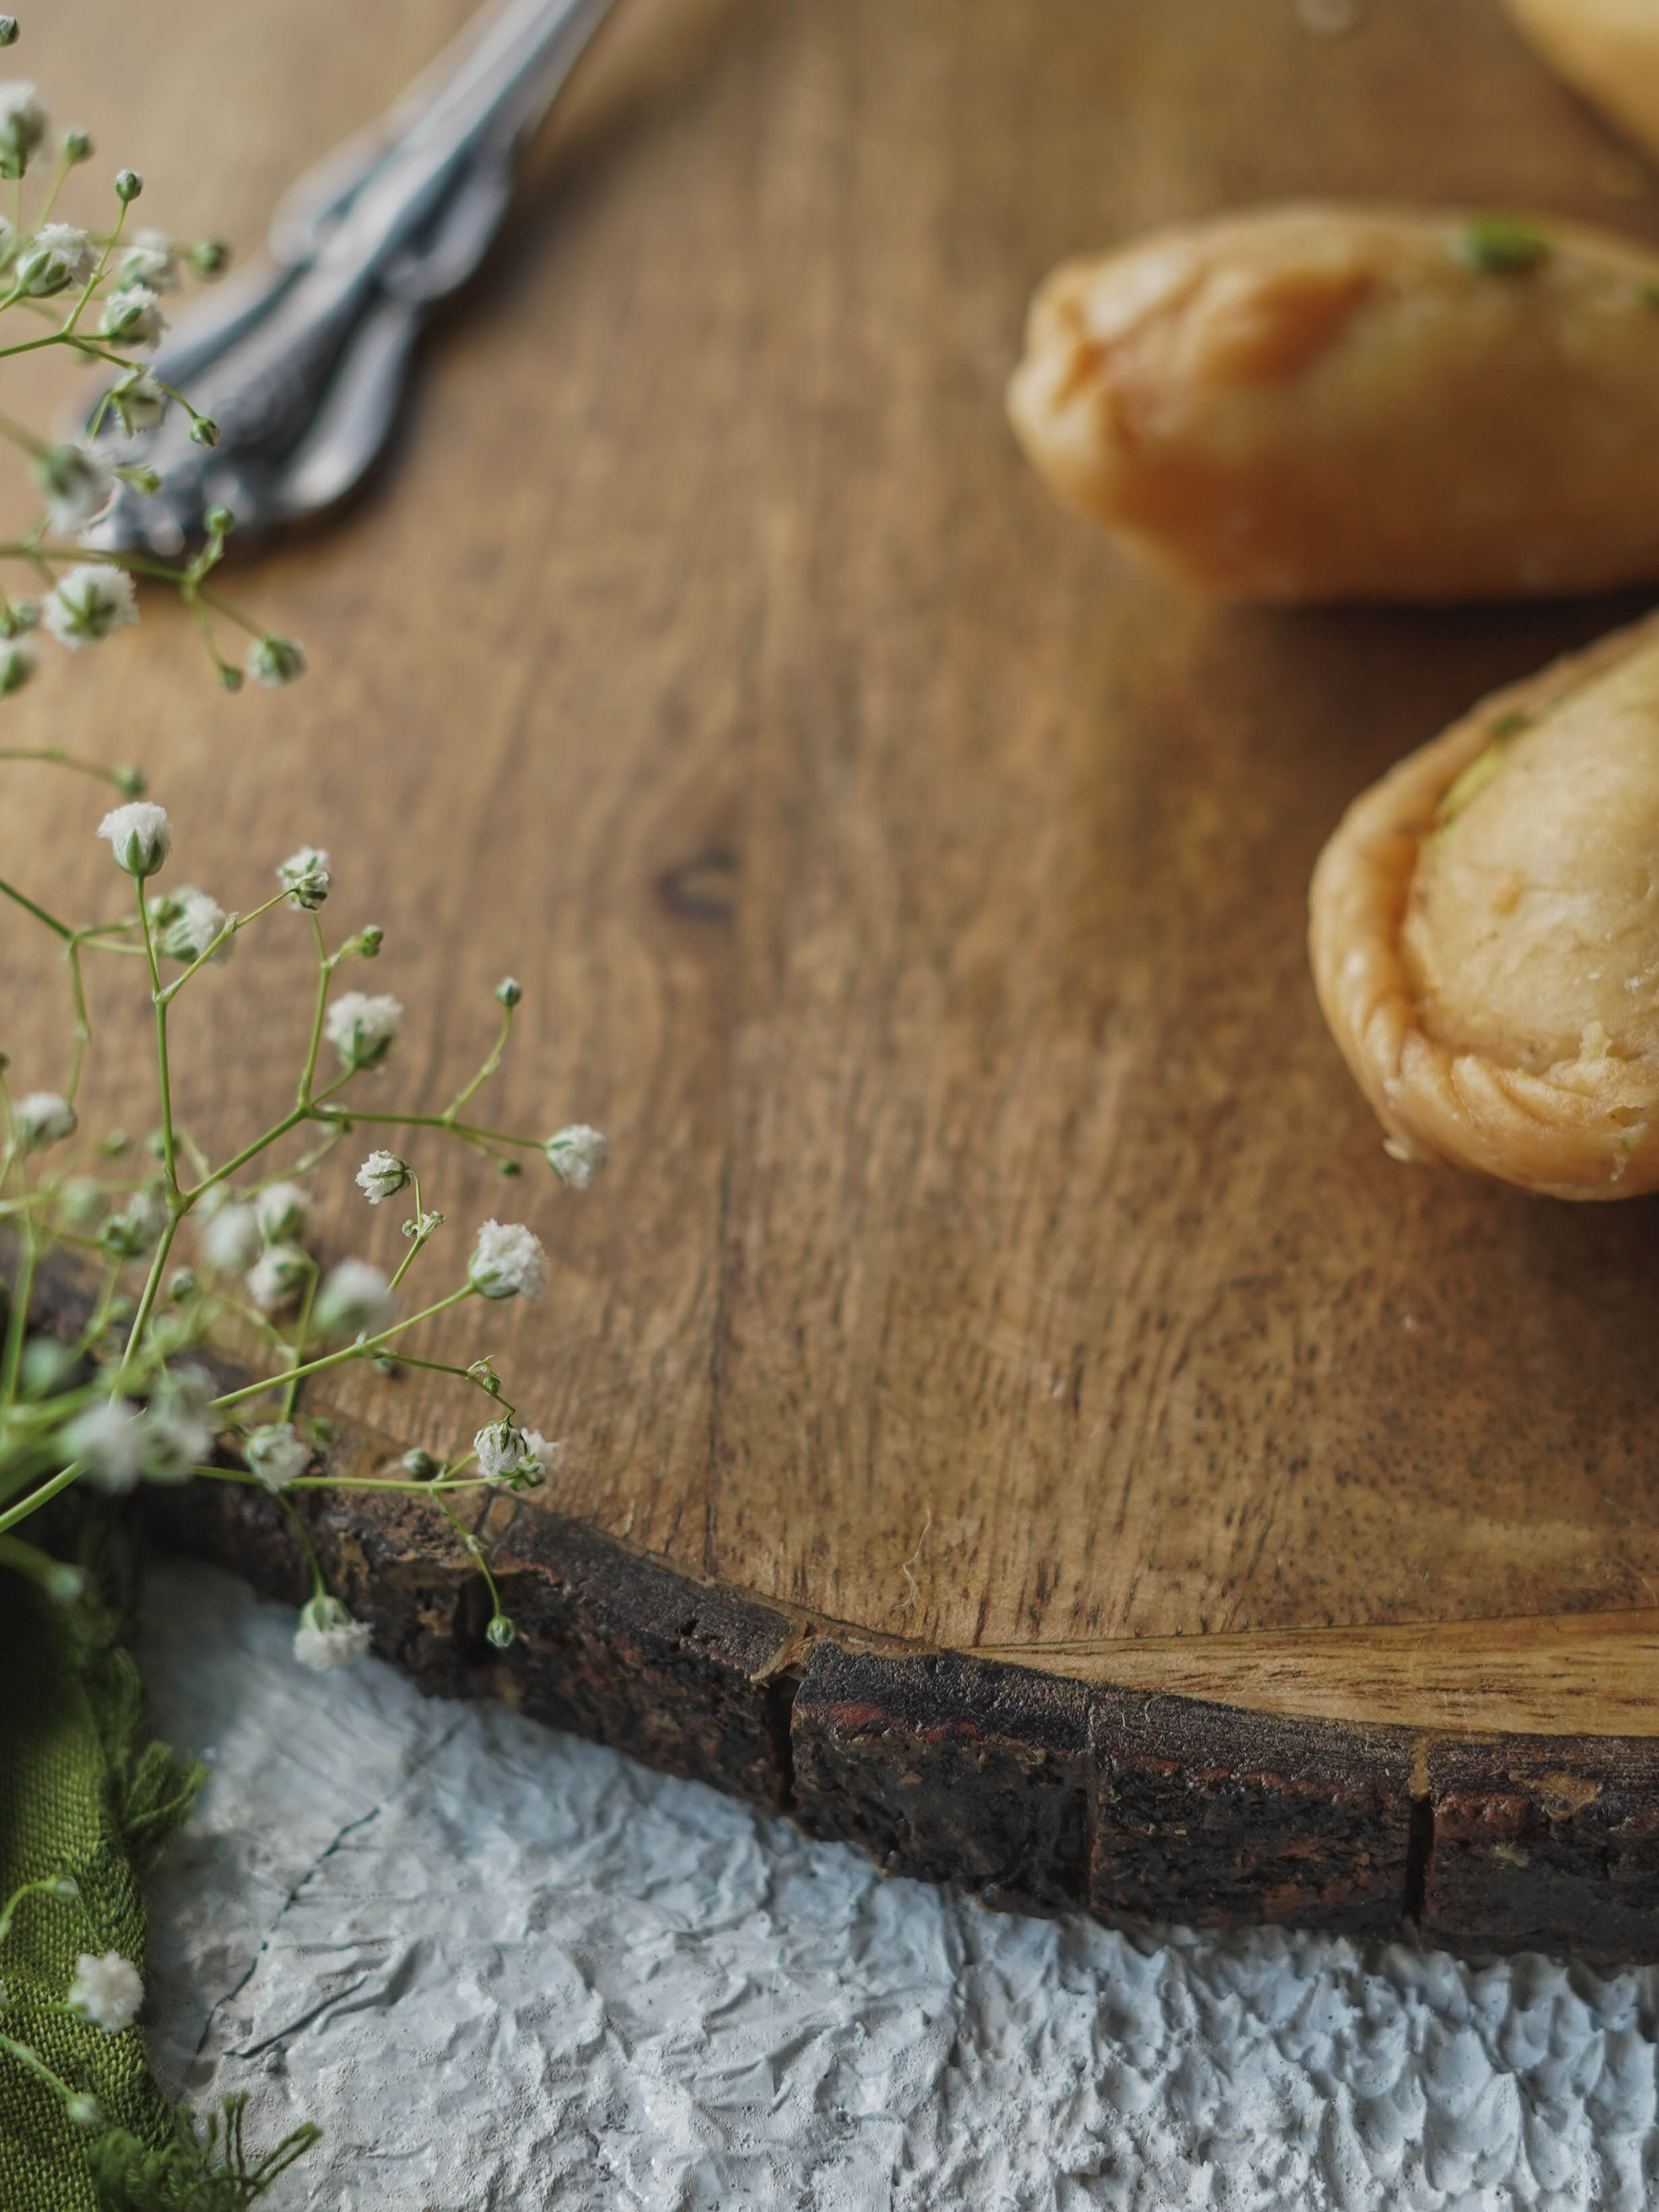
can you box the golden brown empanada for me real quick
[1309,612,1659,1198]
[1008,205,1659,603]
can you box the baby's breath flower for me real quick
[34,443,114,535]
[65,1952,143,2033]
[114,167,142,203]
[467,1220,548,1301]
[61,127,92,166]
[63,1399,142,1495]
[276,845,330,910]
[245,1420,309,1492]
[117,227,178,293]
[485,1614,517,1651]
[355,1150,409,1204]
[14,1090,76,1148]
[137,1381,213,1484]
[544,1124,608,1188]
[109,368,166,436]
[98,282,164,351]
[199,1200,260,1274]
[293,1594,372,1672]
[254,1180,310,1243]
[156,886,229,964]
[520,1428,561,1478]
[67,2094,105,2131]
[99,1186,167,1260]
[190,237,229,279]
[248,634,305,687]
[0,629,36,695]
[0,83,48,179]
[16,222,95,295]
[324,990,403,1073]
[473,1418,527,1482]
[495,977,522,1008]
[47,564,138,650]
[313,1256,395,1341]
[97,797,169,877]
[246,1242,309,1313]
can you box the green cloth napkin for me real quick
[0,1515,315,2209]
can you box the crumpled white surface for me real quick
[137,1561,1659,2211]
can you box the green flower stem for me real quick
[309,1106,547,1153]
[136,881,177,1190]
[0,1872,79,1950]
[279,1262,320,1424]
[0,872,72,941]
[440,1000,513,1124]
[190,1464,490,1496]
[157,887,289,1005]
[62,195,129,337]
[0,1530,76,1593]
[0,2031,79,2109]
[208,1285,477,1413]
[0,748,140,792]
[274,1488,326,1600]
[2,1207,36,1408]
[0,1458,83,1536]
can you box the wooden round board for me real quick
[20,0,1659,1958]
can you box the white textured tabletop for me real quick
[136,1562,1659,2210]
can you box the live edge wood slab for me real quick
[16,0,1659,1958]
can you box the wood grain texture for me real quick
[12,0,1659,1946]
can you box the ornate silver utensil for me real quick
[84,0,616,554]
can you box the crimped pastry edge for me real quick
[1308,612,1659,1199]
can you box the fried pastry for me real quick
[1008,205,1659,602]
[1505,0,1659,169]
[1309,611,1659,1198]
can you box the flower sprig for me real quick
[0,20,303,695]
[0,777,609,1671]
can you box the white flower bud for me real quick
[109,368,166,435]
[293,1594,372,1672]
[16,221,96,294]
[543,1124,608,1189]
[67,2093,105,2130]
[49,565,138,649]
[246,1243,310,1313]
[275,846,330,914]
[467,1219,548,1301]
[355,1149,410,1204]
[0,82,48,179]
[97,281,164,350]
[116,229,179,293]
[96,797,169,876]
[248,634,305,687]
[245,1421,309,1492]
[33,443,114,535]
[473,1418,527,1482]
[156,886,229,964]
[199,1200,260,1274]
[254,1180,311,1244]
[14,1090,76,1148]
[323,990,403,1072]
[313,1256,395,1341]
[138,1368,214,1484]
[62,1398,142,1495]
[99,1187,167,1260]
[65,1951,143,2033]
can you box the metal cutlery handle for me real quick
[86,0,615,554]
